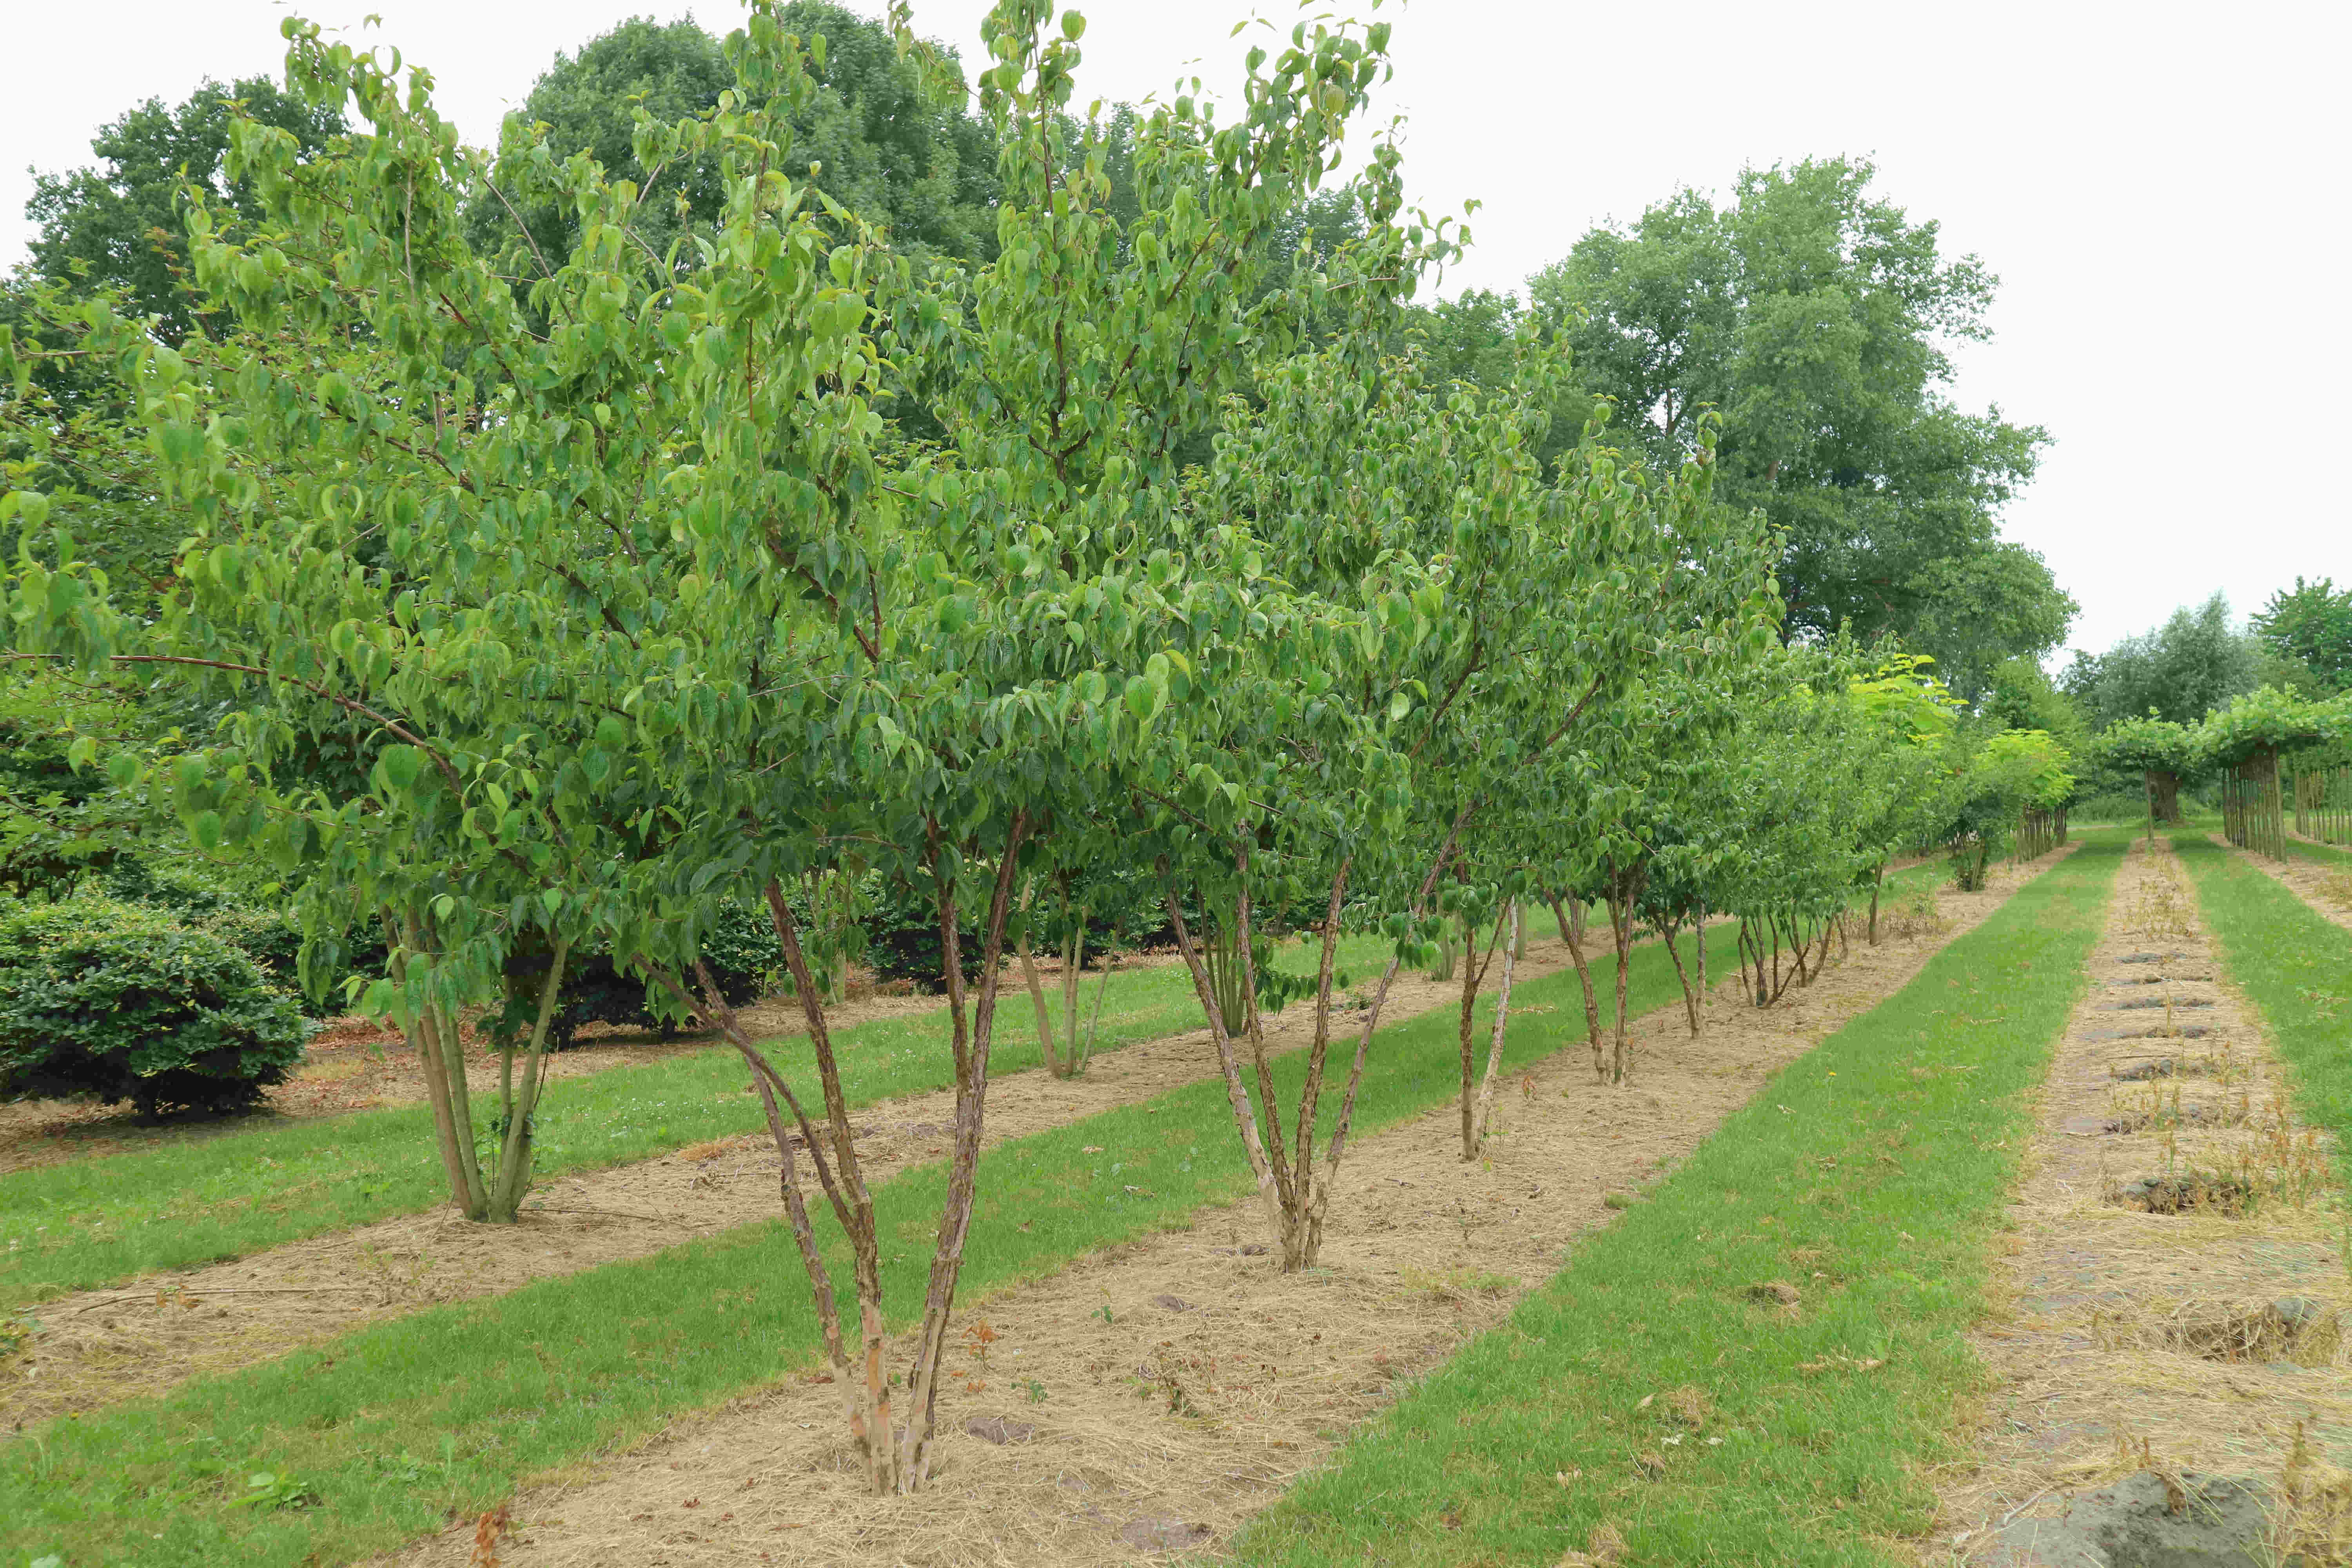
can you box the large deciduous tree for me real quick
[2063,592,2258,726]
[1528,155,2066,696]
[25,78,345,343]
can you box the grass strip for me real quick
[2171,834,2352,1160]
[1232,832,2127,1568]
[0,907,1789,1568]
[2,870,1949,1307]
[0,938,1379,1305]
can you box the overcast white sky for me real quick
[4,0,2343,661]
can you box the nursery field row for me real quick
[1227,830,2129,1566]
[0,863,2011,1566]
[0,884,1951,1309]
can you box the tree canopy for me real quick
[1526,156,2066,697]
[24,76,345,342]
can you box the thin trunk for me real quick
[432,1003,487,1215]
[1059,918,1084,1072]
[1016,926,1063,1078]
[1867,864,1883,945]
[1468,909,1519,1155]
[389,911,481,1220]
[1163,882,1290,1243]
[1555,897,1604,1074]
[486,936,569,1222]
[897,816,1029,1489]
[1229,859,1296,1216]
[1301,807,1471,1267]
[1076,938,1115,1073]
[663,940,868,1486]
[1606,892,1633,1085]
[1694,897,1707,1006]
[1663,919,1699,1037]
[1289,857,1352,1216]
[1457,905,1505,1160]
[760,878,894,1493]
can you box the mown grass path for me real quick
[0,911,1778,1568]
[1231,833,2126,1568]
[2172,833,2352,1164]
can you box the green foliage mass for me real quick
[0,896,309,1116]
[23,77,345,343]
[2063,591,2259,727]
[2251,576,2352,694]
[1528,155,2067,698]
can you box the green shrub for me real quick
[0,898,310,1117]
[490,899,777,1051]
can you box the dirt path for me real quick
[4,940,1593,1428]
[2208,829,2352,936]
[1927,837,2352,1563]
[372,857,2067,1568]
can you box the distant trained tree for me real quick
[1528,155,2066,693]
[24,77,345,341]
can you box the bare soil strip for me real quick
[2211,830,2352,936]
[2,947,1563,1428]
[372,857,2061,1568]
[1927,837,2352,1562]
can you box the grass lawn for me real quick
[1,874,1956,1308]
[0,910,1788,1568]
[2171,833,2352,1160]
[0,936,1377,1305]
[1231,831,2127,1567]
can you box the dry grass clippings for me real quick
[365,858,2061,1568]
[1929,837,2352,1560]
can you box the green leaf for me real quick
[380,746,424,795]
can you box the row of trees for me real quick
[9,6,2074,693]
[0,1,2076,1495]
[2095,689,2352,855]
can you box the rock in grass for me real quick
[1982,1470,2268,1566]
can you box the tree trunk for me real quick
[1457,905,1505,1160]
[1662,920,1699,1037]
[1468,916,1519,1156]
[1604,889,1634,1084]
[486,936,569,1223]
[1016,925,1063,1078]
[1554,897,1604,1075]
[1694,897,1707,1007]
[1058,917,1084,1074]
[391,909,490,1221]
[1164,873,1295,1252]
[1867,864,1883,945]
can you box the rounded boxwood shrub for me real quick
[0,897,311,1117]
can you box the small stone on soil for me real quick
[1119,1515,1210,1551]
[963,1416,1037,1445]
[1982,1470,2268,1566]
[1152,1294,1193,1312]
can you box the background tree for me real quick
[24,78,345,342]
[2063,592,2258,726]
[475,6,997,274]
[2250,576,2352,695]
[1527,155,2065,696]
